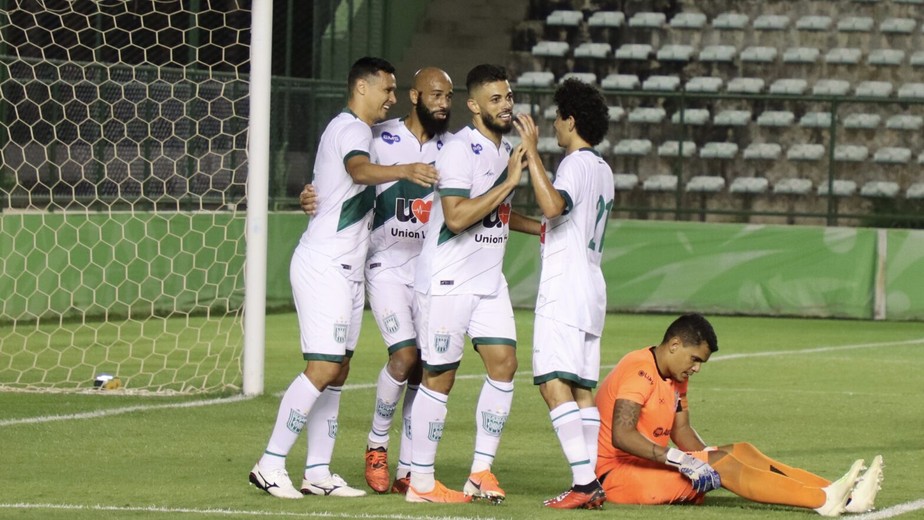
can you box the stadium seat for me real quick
[838,17,874,32]
[700,142,738,159]
[773,178,813,195]
[608,106,626,122]
[613,173,638,190]
[854,81,894,98]
[670,12,707,30]
[895,0,924,4]
[770,78,808,95]
[787,144,825,161]
[601,74,640,90]
[740,46,777,63]
[753,14,790,30]
[860,181,901,198]
[613,139,653,156]
[671,108,710,126]
[537,136,560,153]
[880,17,917,34]
[698,45,737,63]
[727,77,765,93]
[594,138,611,155]
[587,11,625,28]
[615,44,654,60]
[686,175,726,193]
[783,47,821,64]
[543,106,557,121]
[813,79,851,96]
[907,183,924,199]
[628,107,666,123]
[642,174,678,191]
[919,151,924,164]
[817,180,857,197]
[796,15,832,31]
[885,114,923,130]
[657,45,695,62]
[834,144,869,162]
[714,109,752,126]
[513,103,540,117]
[516,71,555,87]
[685,76,723,93]
[531,41,569,57]
[910,51,924,67]
[712,12,749,30]
[757,110,795,127]
[897,83,924,99]
[868,49,906,66]
[574,42,611,59]
[729,177,769,193]
[546,10,583,26]
[642,75,681,91]
[628,12,667,29]
[743,143,783,160]
[825,48,863,65]
[843,113,881,129]
[873,147,912,163]
[560,72,597,84]
[799,112,833,128]
[657,140,697,157]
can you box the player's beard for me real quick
[416,102,450,136]
[481,110,513,135]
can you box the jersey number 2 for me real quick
[587,195,614,252]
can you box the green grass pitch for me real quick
[1,310,922,519]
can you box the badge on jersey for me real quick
[383,313,400,334]
[333,322,348,344]
[434,332,450,353]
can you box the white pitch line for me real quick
[852,499,924,520]
[708,337,924,362]
[0,502,508,520]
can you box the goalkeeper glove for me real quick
[665,447,722,493]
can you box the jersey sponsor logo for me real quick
[437,139,444,150]
[439,280,454,286]
[327,418,338,439]
[652,426,672,438]
[383,312,400,334]
[333,322,348,344]
[471,143,483,155]
[504,141,511,153]
[481,202,511,228]
[375,398,397,419]
[286,408,308,434]
[381,131,400,144]
[637,369,654,385]
[480,410,508,437]
[428,421,444,442]
[434,332,450,353]
[395,197,432,224]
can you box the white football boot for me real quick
[845,455,884,513]
[301,473,367,497]
[249,463,303,499]
[814,459,864,517]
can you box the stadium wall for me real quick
[2,214,921,322]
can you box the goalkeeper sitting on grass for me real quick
[595,313,883,517]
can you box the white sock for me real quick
[368,367,405,449]
[409,385,447,493]
[304,385,342,482]
[551,402,595,486]
[581,406,601,471]
[259,373,321,471]
[396,384,418,477]
[471,377,513,474]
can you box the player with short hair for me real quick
[406,63,539,504]
[596,313,884,516]
[249,56,439,500]
[513,78,613,509]
[362,67,454,495]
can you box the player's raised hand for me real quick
[299,184,318,216]
[513,113,539,153]
[403,162,439,188]
[507,144,528,187]
[665,448,722,494]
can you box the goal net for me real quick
[0,1,253,394]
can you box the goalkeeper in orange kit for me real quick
[595,313,883,516]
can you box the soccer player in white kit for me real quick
[361,67,454,495]
[406,64,540,504]
[249,57,439,500]
[515,78,615,509]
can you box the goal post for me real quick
[0,0,269,395]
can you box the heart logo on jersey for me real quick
[498,202,511,225]
[411,199,432,223]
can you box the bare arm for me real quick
[346,154,438,188]
[514,113,566,219]
[441,145,526,234]
[669,408,707,452]
[612,398,672,464]
[510,210,540,235]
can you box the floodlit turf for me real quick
[1,310,923,520]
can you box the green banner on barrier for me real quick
[885,229,924,321]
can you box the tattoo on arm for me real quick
[613,399,641,430]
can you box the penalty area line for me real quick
[853,499,924,520]
[0,502,509,520]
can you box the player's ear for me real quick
[467,97,480,116]
[409,88,420,106]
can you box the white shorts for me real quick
[290,247,363,362]
[414,288,516,373]
[366,275,417,354]
[532,315,600,389]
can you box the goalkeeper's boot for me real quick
[464,469,506,504]
[544,480,606,509]
[301,473,367,497]
[249,463,303,499]
[815,459,864,517]
[845,455,884,513]
[406,479,472,503]
[364,447,390,493]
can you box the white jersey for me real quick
[414,124,515,296]
[366,118,446,285]
[535,148,614,335]
[298,109,375,282]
